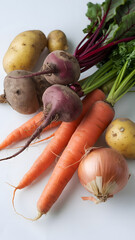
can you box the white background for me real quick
[0,0,135,240]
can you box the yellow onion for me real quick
[78,148,130,203]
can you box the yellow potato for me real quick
[47,30,68,52]
[3,30,47,73]
[105,118,135,159]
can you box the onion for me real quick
[78,148,130,203]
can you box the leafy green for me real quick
[75,0,135,73]
[83,2,102,33]
[110,40,135,67]
[84,0,135,42]
[103,0,126,23]
[79,40,135,96]
[106,62,135,105]
[116,0,135,23]
[103,40,135,103]
[77,0,135,100]
[86,2,102,22]
[103,23,119,43]
[114,12,135,40]
[104,39,135,72]
[84,0,128,33]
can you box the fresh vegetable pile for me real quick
[0,0,135,220]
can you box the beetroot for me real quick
[43,50,80,84]
[9,50,80,85]
[0,84,82,161]
[42,84,82,122]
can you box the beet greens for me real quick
[78,39,135,95]
[74,0,135,73]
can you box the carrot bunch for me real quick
[36,98,114,217]
[0,88,115,219]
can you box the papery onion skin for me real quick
[78,148,130,202]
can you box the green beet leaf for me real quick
[103,0,127,23]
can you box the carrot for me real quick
[0,111,61,150]
[12,89,105,201]
[36,100,114,217]
[11,133,55,149]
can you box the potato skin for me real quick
[4,70,40,114]
[105,118,135,159]
[3,30,47,73]
[47,30,68,52]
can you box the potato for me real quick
[4,70,40,114]
[105,118,135,159]
[47,30,68,52]
[33,74,51,106]
[3,30,47,73]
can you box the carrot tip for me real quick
[31,212,43,221]
[5,181,16,188]
[13,209,43,222]
[12,188,43,221]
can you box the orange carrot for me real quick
[0,111,61,150]
[36,100,115,217]
[12,89,105,194]
[10,133,55,149]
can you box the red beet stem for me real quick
[74,20,98,56]
[74,0,112,58]
[79,36,135,62]
[8,67,58,79]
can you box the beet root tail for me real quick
[0,114,56,161]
